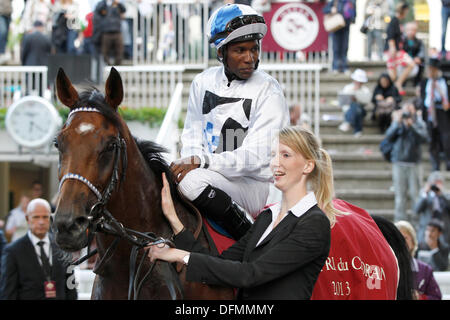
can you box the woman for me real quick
[395,220,442,300]
[371,73,402,133]
[384,2,415,94]
[323,0,356,74]
[148,126,342,299]
[338,69,371,137]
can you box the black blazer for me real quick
[174,205,331,300]
[0,234,77,300]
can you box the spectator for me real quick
[20,20,52,66]
[385,101,428,222]
[364,0,389,61]
[415,171,450,245]
[384,1,416,95]
[371,72,402,133]
[81,11,95,55]
[0,198,78,300]
[323,0,357,74]
[52,0,83,54]
[21,0,53,34]
[403,21,425,86]
[0,0,12,65]
[338,68,371,137]
[0,229,6,273]
[419,57,450,171]
[95,0,126,66]
[418,219,450,271]
[30,181,44,199]
[395,220,442,300]
[5,193,31,243]
[441,0,450,60]
[289,104,311,130]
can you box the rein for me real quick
[57,107,182,300]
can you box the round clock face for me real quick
[6,96,62,148]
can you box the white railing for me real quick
[132,0,209,69]
[261,38,332,68]
[434,271,450,300]
[129,0,331,68]
[260,63,322,137]
[104,65,184,108]
[0,66,48,108]
[156,82,184,162]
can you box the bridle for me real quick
[56,107,182,300]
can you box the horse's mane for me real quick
[133,137,179,195]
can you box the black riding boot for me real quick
[192,185,252,240]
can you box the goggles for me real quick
[209,14,266,44]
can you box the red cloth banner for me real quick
[262,1,328,53]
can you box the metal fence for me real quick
[156,82,184,162]
[132,0,209,68]
[104,65,184,108]
[0,66,48,108]
[260,63,322,136]
[130,0,331,68]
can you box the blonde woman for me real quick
[395,220,442,300]
[147,126,339,299]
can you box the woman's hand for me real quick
[161,172,184,235]
[147,243,189,264]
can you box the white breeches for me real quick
[177,168,269,219]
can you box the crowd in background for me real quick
[327,0,450,280]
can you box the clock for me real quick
[5,96,62,149]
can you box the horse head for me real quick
[53,67,127,252]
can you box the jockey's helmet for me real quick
[207,4,267,50]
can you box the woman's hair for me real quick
[277,126,346,227]
[394,220,418,256]
[377,72,393,88]
[395,1,409,14]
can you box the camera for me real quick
[430,184,440,193]
[401,111,412,119]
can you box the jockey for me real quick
[170,3,289,240]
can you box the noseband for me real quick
[57,107,180,300]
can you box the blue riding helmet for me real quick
[207,4,267,50]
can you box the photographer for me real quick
[415,172,450,245]
[417,219,449,271]
[385,101,428,222]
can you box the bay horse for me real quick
[52,67,234,300]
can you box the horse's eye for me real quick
[106,142,116,152]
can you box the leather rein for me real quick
[57,107,182,300]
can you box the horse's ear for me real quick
[105,67,123,111]
[56,68,79,109]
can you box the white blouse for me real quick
[256,192,318,247]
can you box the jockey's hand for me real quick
[147,243,189,264]
[161,173,184,235]
[170,156,201,183]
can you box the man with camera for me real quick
[385,101,428,222]
[415,171,450,245]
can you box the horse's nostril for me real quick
[74,216,89,229]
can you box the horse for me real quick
[52,67,234,300]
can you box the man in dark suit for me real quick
[20,20,52,66]
[0,198,77,300]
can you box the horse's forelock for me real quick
[75,89,122,130]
